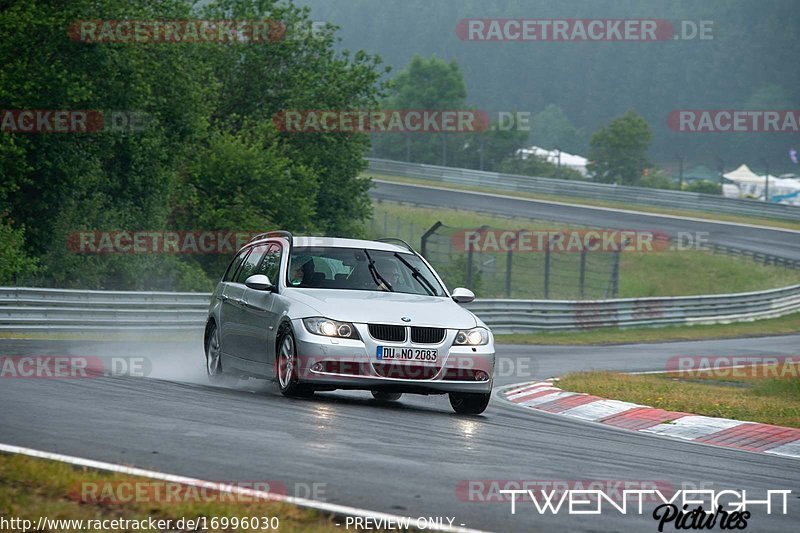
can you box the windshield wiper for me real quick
[363,249,393,291]
[394,253,436,296]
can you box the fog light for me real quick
[312,362,322,372]
[475,370,489,381]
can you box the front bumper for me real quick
[292,319,495,394]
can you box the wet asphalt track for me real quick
[1,335,798,532]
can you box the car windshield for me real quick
[287,247,446,297]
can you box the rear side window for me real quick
[223,248,249,282]
[235,244,268,283]
[256,244,283,285]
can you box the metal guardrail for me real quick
[367,158,800,222]
[0,287,208,330]
[1,285,798,333]
[466,284,800,334]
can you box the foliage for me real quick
[0,0,385,289]
[498,154,585,180]
[588,110,652,186]
[0,215,38,284]
[685,180,723,194]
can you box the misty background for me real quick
[298,0,800,173]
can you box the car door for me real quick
[224,243,269,362]
[240,242,283,366]
[218,246,250,359]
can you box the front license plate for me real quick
[377,346,438,363]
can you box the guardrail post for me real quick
[544,237,551,299]
[610,248,621,298]
[420,221,443,259]
[466,240,474,289]
[505,231,519,298]
[579,246,587,299]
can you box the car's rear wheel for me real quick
[205,323,236,386]
[371,391,402,402]
[276,328,313,397]
[449,392,490,415]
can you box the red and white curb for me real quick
[500,380,800,460]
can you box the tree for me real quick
[587,111,652,185]
[0,0,386,289]
[530,105,586,155]
[371,55,466,165]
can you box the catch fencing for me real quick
[367,158,800,222]
[1,285,798,334]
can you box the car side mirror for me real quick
[451,287,475,303]
[245,274,274,292]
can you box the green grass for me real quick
[367,201,800,300]
[367,173,800,232]
[494,311,800,345]
[558,367,800,428]
[0,453,336,532]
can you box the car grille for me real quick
[373,363,439,380]
[368,324,406,342]
[410,326,445,344]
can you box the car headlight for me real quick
[453,327,490,346]
[303,317,360,339]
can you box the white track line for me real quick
[0,443,487,533]
[374,179,800,234]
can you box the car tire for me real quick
[276,327,313,398]
[449,392,490,415]
[205,322,237,386]
[371,391,402,402]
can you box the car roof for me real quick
[248,235,411,254]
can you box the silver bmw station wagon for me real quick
[204,231,495,414]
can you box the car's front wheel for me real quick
[371,391,402,402]
[449,392,490,415]
[276,328,313,397]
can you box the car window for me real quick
[287,246,445,296]
[256,243,282,285]
[223,248,250,282]
[235,244,268,283]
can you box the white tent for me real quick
[516,146,589,177]
[723,164,800,203]
[723,164,762,184]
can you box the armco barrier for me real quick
[366,158,800,222]
[1,285,798,333]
